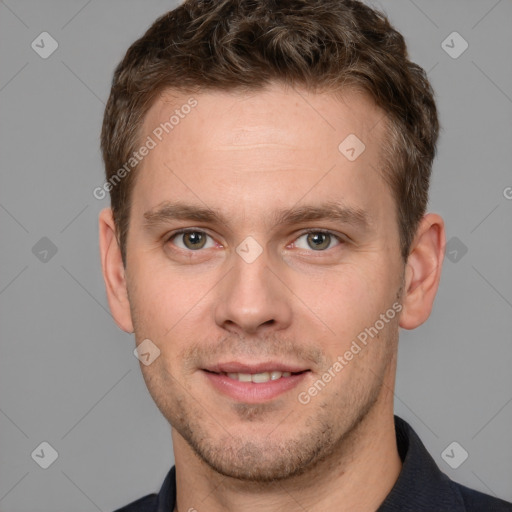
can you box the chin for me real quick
[178,422,336,482]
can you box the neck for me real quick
[172,384,402,512]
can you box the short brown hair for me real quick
[101,0,439,267]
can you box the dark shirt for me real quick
[114,415,512,511]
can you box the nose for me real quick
[213,246,293,335]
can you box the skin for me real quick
[99,83,445,512]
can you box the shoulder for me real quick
[388,416,512,511]
[453,481,512,512]
[112,493,158,512]
[113,466,176,512]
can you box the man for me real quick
[98,0,512,510]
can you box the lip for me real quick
[204,361,309,374]
[202,368,310,403]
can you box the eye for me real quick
[293,231,342,251]
[169,230,216,251]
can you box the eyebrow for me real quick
[143,200,371,231]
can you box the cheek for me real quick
[129,255,198,320]
[293,262,396,349]
[128,262,215,366]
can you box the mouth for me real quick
[202,363,311,402]
[203,369,307,382]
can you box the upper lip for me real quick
[204,361,310,374]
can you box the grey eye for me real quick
[294,232,340,251]
[173,231,215,250]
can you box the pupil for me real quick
[185,232,205,249]
[308,232,329,250]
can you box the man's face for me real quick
[123,84,405,481]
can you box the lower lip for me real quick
[203,371,309,402]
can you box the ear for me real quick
[98,208,134,333]
[399,213,445,330]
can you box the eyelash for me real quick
[166,228,218,250]
[292,230,345,251]
[166,228,345,251]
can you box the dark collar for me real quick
[376,415,465,511]
[153,416,470,511]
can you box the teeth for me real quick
[252,372,270,383]
[225,371,294,383]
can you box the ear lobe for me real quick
[399,213,445,330]
[98,208,134,333]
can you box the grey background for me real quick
[0,0,511,510]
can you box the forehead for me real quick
[145,84,385,155]
[131,83,392,227]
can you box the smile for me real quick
[202,368,310,402]
[223,370,293,383]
